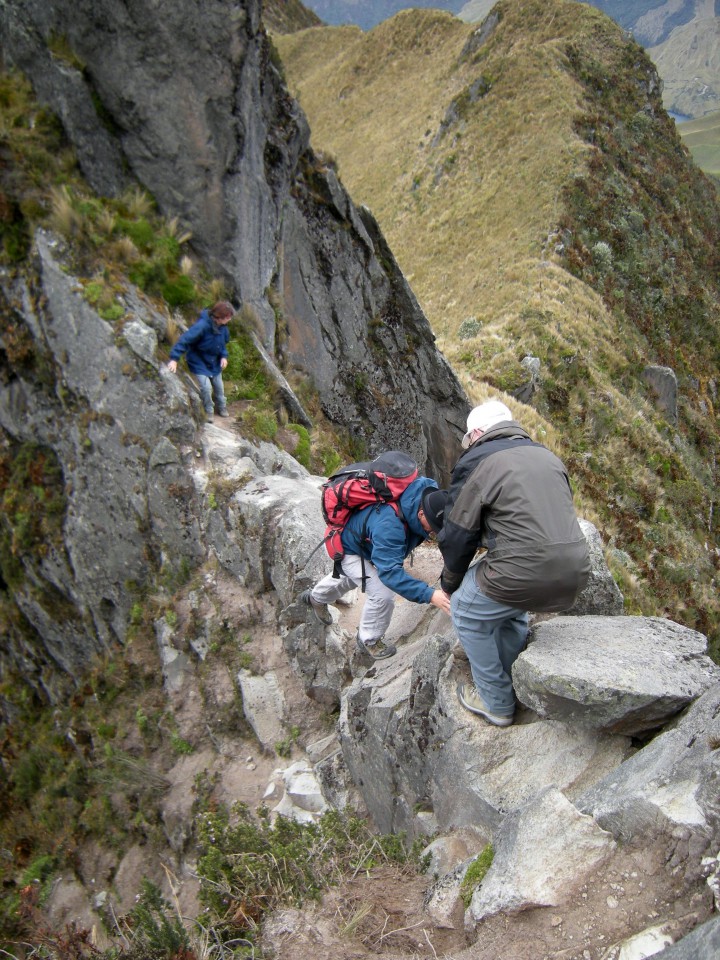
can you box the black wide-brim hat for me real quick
[422,487,449,533]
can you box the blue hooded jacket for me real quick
[170,309,229,377]
[340,476,438,604]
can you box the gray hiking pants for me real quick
[311,554,395,643]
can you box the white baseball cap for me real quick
[461,400,513,449]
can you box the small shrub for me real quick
[322,449,342,476]
[237,650,254,670]
[49,185,84,238]
[170,733,194,755]
[275,725,300,758]
[162,274,196,308]
[117,216,155,251]
[129,258,168,294]
[458,316,481,340]
[98,301,125,321]
[289,424,311,468]
[121,185,154,219]
[591,240,613,272]
[243,408,278,442]
[124,878,190,957]
[136,707,149,735]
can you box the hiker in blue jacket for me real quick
[300,477,451,659]
[167,301,235,421]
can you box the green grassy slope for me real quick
[277,0,720,654]
[678,109,720,182]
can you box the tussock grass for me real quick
[48,183,84,237]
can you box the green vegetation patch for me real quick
[460,843,494,907]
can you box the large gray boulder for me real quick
[338,633,632,839]
[466,787,616,923]
[513,616,720,735]
[655,915,720,959]
[578,683,720,857]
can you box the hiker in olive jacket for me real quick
[438,399,590,727]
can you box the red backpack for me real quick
[320,450,418,566]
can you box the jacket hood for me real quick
[400,476,438,537]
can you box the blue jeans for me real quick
[451,561,528,716]
[196,373,226,414]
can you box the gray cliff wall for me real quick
[0,233,204,707]
[0,0,468,476]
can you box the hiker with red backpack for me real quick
[300,451,451,660]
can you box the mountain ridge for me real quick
[276,0,720,649]
[283,0,719,121]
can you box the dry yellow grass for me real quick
[277,1,610,380]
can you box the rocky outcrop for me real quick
[577,685,720,849]
[0,0,469,477]
[642,364,678,424]
[569,518,624,615]
[337,629,634,836]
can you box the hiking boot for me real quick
[456,683,514,727]
[298,589,333,625]
[217,408,230,418]
[205,412,214,423]
[356,636,397,660]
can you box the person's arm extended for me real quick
[430,588,451,614]
[369,509,437,604]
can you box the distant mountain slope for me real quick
[457,0,497,22]
[649,12,720,118]
[277,0,720,650]
[300,1,719,124]
[263,0,323,33]
[580,0,699,46]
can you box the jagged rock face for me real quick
[0,233,204,707]
[0,0,468,477]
